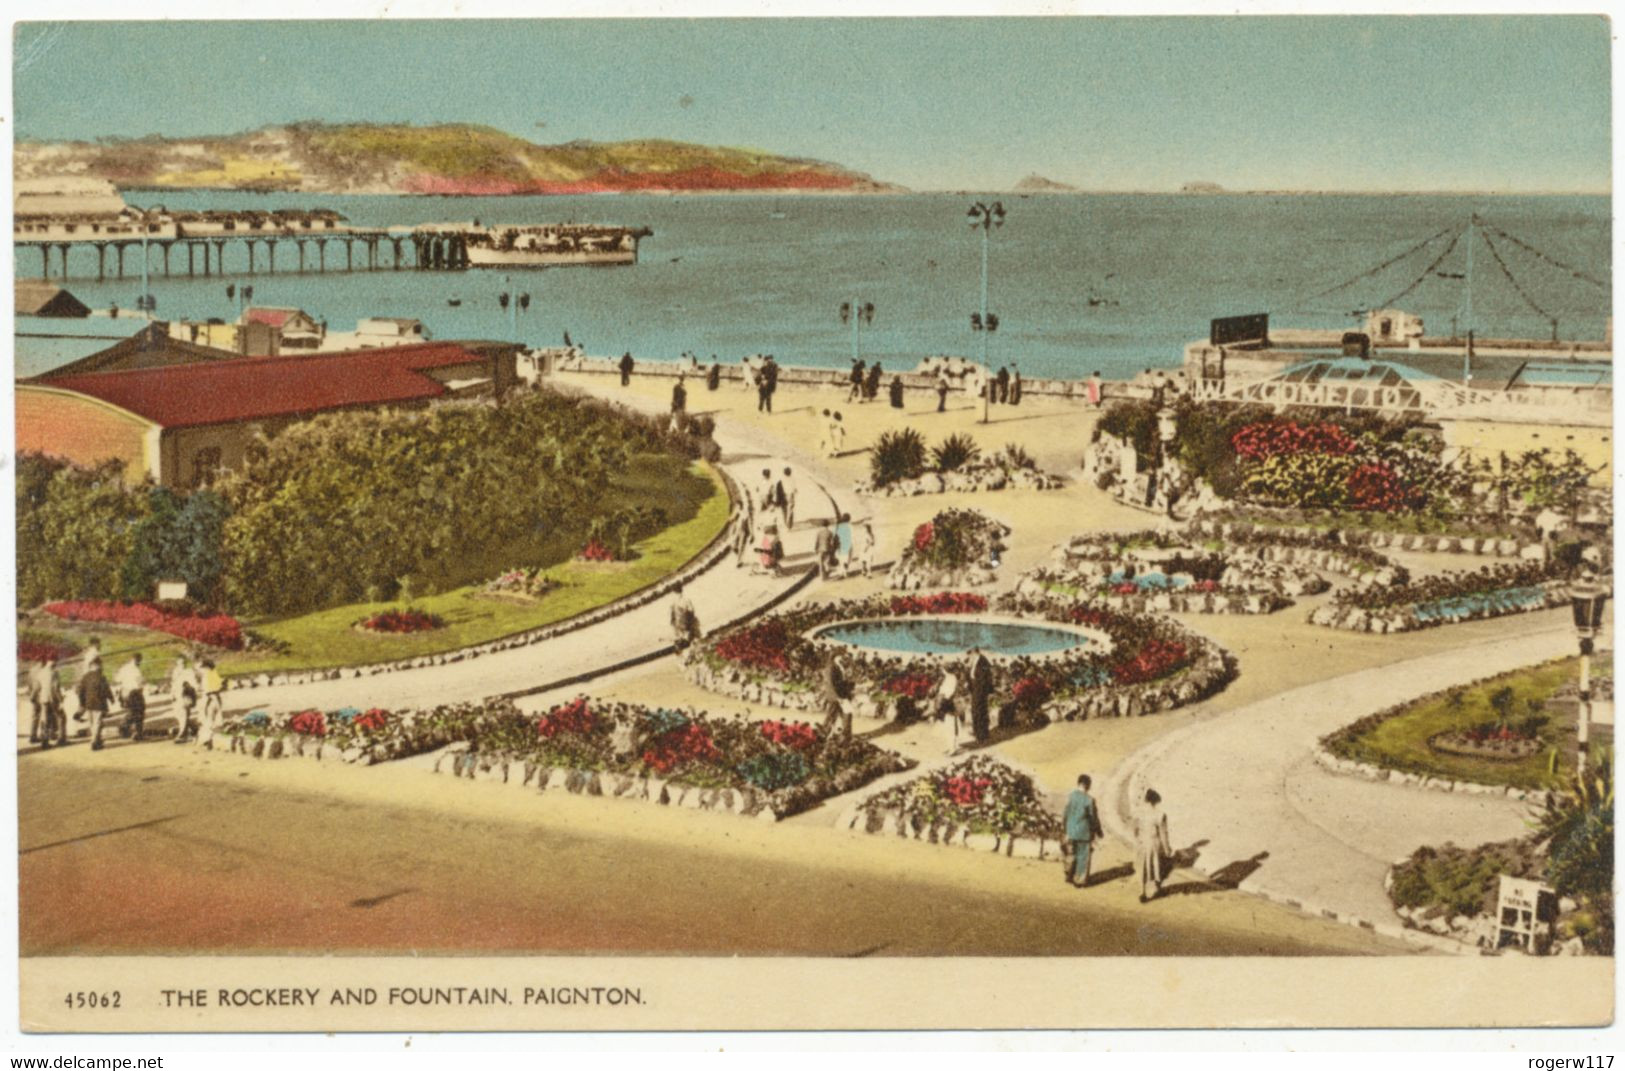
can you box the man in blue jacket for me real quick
[1063,773,1104,887]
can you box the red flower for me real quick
[913,523,935,551]
[942,775,993,808]
[578,538,616,562]
[1111,639,1190,684]
[760,720,819,750]
[354,708,390,733]
[289,709,326,737]
[1231,420,1358,461]
[537,696,596,738]
[1011,676,1051,707]
[715,619,792,673]
[1345,462,1420,513]
[882,672,939,699]
[359,608,443,633]
[18,639,75,664]
[642,722,720,774]
[889,592,988,615]
[41,600,244,650]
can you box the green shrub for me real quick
[932,433,981,474]
[870,428,927,487]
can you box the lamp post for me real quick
[839,299,875,375]
[497,274,532,344]
[1569,575,1610,780]
[968,201,1005,424]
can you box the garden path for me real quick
[1103,620,1580,938]
[198,449,850,716]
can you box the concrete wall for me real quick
[15,385,159,483]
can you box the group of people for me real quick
[24,638,223,751]
[811,514,874,579]
[848,360,909,410]
[746,355,781,412]
[984,365,1024,406]
[1064,775,1173,902]
[816,409,848,457]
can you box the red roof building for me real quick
[19,341,519,487]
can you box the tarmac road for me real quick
[20,754,1406,958]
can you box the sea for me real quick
[14,191,1611,382]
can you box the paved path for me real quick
[219,449,845,714]
[1103,621,1578,938]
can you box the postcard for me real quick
[10,12,1615,1034]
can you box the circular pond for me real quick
[812,616,1095,658]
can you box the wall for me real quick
[159,422,274,489]
[15,386,158,482]
[1440,419,1613,485]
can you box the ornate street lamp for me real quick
[1569,575,1610,779]
[839,299,876,372]
[968,201,1005,424]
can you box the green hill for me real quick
[14,122,895,195]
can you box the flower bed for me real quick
[1428,724,1543,762]
[857,454,1065,498]
[1308,561,1573,633]
[41,599,244,650]
[1021,528,1339,615]
[1180,519,1407,583]
[446,697,912,820]
[1195,509,1542,557]
[577,539,617,563]
[889,592,988,616]
[218,701,494,763]
[889,508,1010,590]
[356,608,446,634]
[686,592,1236,724]
[18,637,79,664]
[838,756,1065,859]
[481,567,561,601]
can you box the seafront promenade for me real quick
[17,367,1604,957]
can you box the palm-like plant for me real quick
[870,428,927,487]
[1538,747,1613,953]
[932,433,982,474]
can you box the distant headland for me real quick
[13,121,901,197]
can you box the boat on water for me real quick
[462,223,653,268]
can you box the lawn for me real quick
[1327,657,1611,790]
[20,460,730,683]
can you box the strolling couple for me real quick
[1063,775,1171,902]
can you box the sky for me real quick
[10,16,1612,193]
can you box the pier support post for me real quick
[40,245,51,279]
[115,243,127,279]
[97,244,106,281]
[296,239,306,274]
[160,241,173,276]
[317,238,327,273]
[268,240,277,274]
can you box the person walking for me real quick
[814,519,840,579]
[935,668,962,756]
[1134,787,1173,903]
[864,361,883,403]
[81,636,103,677]
[817,409,833,456]
[833,512,853,578]
[669,376,688,432]
[733,495,756,569]
[75,654,113,751]
[1009,365,1023,406]
[1063,774,1104,888]
[26,656,62,747]
[966,646,993,743]
[758,355,779,413]
[706,359,721,392]
[829,411,847,457]
[618,351,635,387]
[115,652,147,740]
[1087,370,1103,407]
[669,584,700,650]
[198,659,225,749]
[848,359,866,403]
[888,375,905,409]
[756,524,784,576]
[852,519,876,578]
[936,372,951,413]
[780,467,798,529]
[995,366,1010,405]
[819,654,852,742]
[742,356,758,394]
[170,654,199,743]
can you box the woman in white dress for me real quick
[1135,788,1173,903]
[935,669,962,756]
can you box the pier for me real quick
[14,208,650,281]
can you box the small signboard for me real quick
[156,581,188,602]
[1496,875,1557,955]
[1210,312,1269,347]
